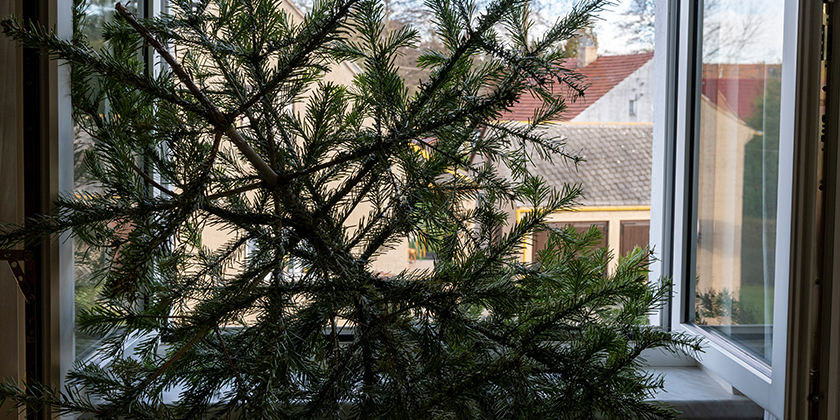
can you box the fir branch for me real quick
[231,0,361,117]
[0,18,206,116]
[214,326,246,394]
[280,147,370,181]
[116,4,220,123]
[138,325,210,389]
[132,160,177,197]
[115,3,280,187]
[205,181,265,200]
[0,0,697,417]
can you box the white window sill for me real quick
[648,366,765,419]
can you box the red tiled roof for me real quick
[702,63,774,80]
[499,52,654,122]
[701,64,781,121]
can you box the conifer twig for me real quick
[206,182,265,200]
[230,0,361,118]
[214,326,245,392]
[116,3,215,119]
[280,148,370,182]
[140,326,210,388]
[115,3,279,187]
[204,130,223,174]
[0,0,702,416]
[131,161,176,197]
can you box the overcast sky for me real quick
[549,0,785,61]
[526,0,640,55]
[596,0,786,62]
[593,1,636,55]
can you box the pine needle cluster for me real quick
[1,0,700,418]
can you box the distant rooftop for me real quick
[500,52,655,122]
[514,122,653,207]
[701,63,781,123]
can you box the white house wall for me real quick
[572,59,655,124]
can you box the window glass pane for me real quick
[74,0,138,361]
[694,0,784,365]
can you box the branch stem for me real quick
[206,182,265,200]
[141,326,210,387]
[131,161,176,197]
[214,326,246,392]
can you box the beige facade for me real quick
[695,94,761,296]
[199,0,412,276]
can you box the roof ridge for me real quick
[593,51,654,58]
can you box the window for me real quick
[653,0,823,417]
[0,0,78,397]
[74,0,166,363]
[0,0,168,393]
[693,0,783,365]
[73,0,137,363]
[620,220,649,256]
[3,0,837,417]
[531,221,609,261]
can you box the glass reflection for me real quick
[74,0,138,361]
[695,0,783,365]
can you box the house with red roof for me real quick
[701,63,781,123]
[500,48,655,123]
[495,44,657,268]
[503,57,775,274]
[509,122,655,273]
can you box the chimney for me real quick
[576,30,597,68]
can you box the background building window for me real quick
[531,221,609,262]
[620,220,650,256]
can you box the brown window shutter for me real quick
[619,220,650,256]
[531,228,550,261]
[533,221,609,261]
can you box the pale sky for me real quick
[527,0,642,55]
[593,1,637,55]
[594,0,786,61]
[299,0,784,62]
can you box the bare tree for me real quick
[619,0,765,61]
[617,0,654,51]
[702,0,767,64]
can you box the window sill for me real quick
[85,344,766,419]
[155,366,766,420]
[648,366,765,420]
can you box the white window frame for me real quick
[651,0,823,417]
